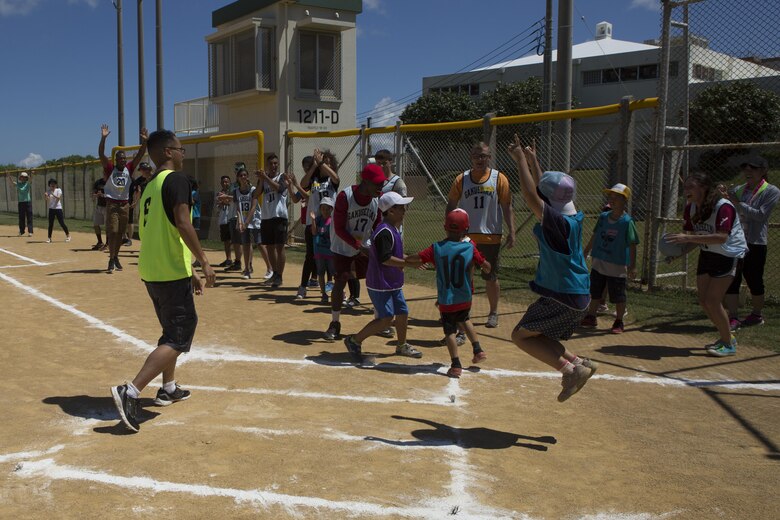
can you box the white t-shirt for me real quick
[47,188,63,210]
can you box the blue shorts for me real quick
[368,288,408,319]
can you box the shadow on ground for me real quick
[42,395,160,435]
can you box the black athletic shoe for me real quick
[113,257,123,271]
[107,257,115,273]
[217,259,232,268]
[226,262,242,272]
[324,321,341,341]
[111,384,140,432]
[343,335,363,363]
[270,274,282,288]
[91,243,104,251]
[153,385,191,406]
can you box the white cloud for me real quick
[630,0,660,10]
[367,96,407,127]
[0,0,40,16]
[68,0,100,7]
[18,153,44,168]
[363,0,383,12]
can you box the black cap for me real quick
[740,156,768,169]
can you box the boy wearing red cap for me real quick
[323,164,385,341]
[406,208,492,377]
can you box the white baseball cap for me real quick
[378,191,414,212]
[19,171,29,178]
[319,196,335,207]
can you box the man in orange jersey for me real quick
[446,142,515,329]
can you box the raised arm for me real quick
[130,128,149,168]
[98,124,111,168]
[523,138,543,184]
[508,134,543,220]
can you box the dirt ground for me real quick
[0,225,777,519]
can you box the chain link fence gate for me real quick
[649,0,780,311]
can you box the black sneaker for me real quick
[123,239,133,247]
[226,262,242,272]
[91,243,104,251]
[111,384,140,432]
[217,259,232,268]
[324,321,341,341]
[153,385,191,406]
[271,274,282,288]
[343,335,363,363]
[107,257,115,273]
[113,257,123,271]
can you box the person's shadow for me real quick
[274,330,332,346]
[597,344,710,360]
[365,415,557,451]
[42,395,160,435]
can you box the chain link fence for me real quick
[650,0,780,309]
[287,99,656,321]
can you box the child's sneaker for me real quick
[46,238,52,243]
[242,271,251,280]
[580,314,597,328]
[610,319,624,334]
[343,335,363,363]
[472,350,487,364]
[320,294,329,304]
[447,366,463,378]
[295,286,306,299]
[324,321,341,341]
[596,303,610,314]
[741,313,764,327]
[707,337,737,357]
[153,385,191,406]
[439,331,466,346]
[217,259,232,268]
[395,343,422,358]
[485,312,499,328]
[728,318,741,331]
[65,235,71,243]
[558,364,596,402]
[226,262,242,272]
[346,297,361,308]
[307,278,319,288]
[263,269,274,280]
[377,327,395,338]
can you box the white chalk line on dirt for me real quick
[187,384,454,406]
[13,458,522,519]
[1,267,778,393]
[0,247,50,266]
[0,445,64,464]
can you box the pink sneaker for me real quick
[728,318,741,331]
[447,366,462,378]
[741,313,764,327]
[472,351,487,364]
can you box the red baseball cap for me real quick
[445,208,469,233]
[360,164,386,185]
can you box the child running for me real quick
[507,135,597,402]
[406,209,491,377]
[580,183,639,334]
[343,191,422,364]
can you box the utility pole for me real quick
[156,0,164,129]
[555,0,573,172]
[113,0,125,145]
[542,0,554,166]
[137,0,146,131]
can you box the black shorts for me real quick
[261,218,288,245]
[145,277,198,353]
[229,220,250,245]
[696,250,738,278]
[441,309,471,335]
[589,269,627,304]
[474,242,500,281]
[334,252,369,282]
[219,223,231,242]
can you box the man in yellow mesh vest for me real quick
[111,129,216,433]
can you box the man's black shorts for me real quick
[145,277,198,353]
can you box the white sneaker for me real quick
[264,270,274,280]
[65,236,71,243]
[46,238,52,243]
[27,232,33,237]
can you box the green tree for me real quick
[400,91,480,124]
[690,81,780,178]
[478,77,545,117]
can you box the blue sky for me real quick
[0,0,662,167]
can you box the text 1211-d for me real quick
[297,109,339,125]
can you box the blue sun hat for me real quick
[537,171,577,215]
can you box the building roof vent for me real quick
[595,21,612,41]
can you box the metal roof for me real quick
[212,0,362,27]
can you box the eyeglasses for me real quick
[166,146,186,154]
[471,153,490,159]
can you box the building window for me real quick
[209,25,275,98]
[639,64,658,80]
[299,31,341,100]
[469,83,480,96]
[583,70,601,85]
[620,66,638,81]
[602,68,620,83]
[693,63,723,81]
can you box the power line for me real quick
[357,18,544,122]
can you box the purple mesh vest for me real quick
[366,222,404,291]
